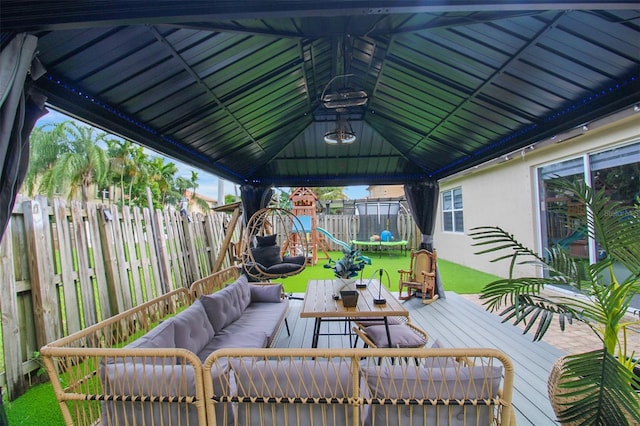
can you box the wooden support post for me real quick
[213,205,241,272]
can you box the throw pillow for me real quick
[252,245,282,267]
[250,284,283,302]
[256,234,277,247]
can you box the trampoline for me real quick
[350,201,409,255]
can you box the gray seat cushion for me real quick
[222,301,289,346]
[362,363,503,426]
[197,330,269,361]
[232,359,354,426]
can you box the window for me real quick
[538,141,639,267]
[442,187,464,232]
[97,187,110,201]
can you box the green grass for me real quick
[3,254,500,425]
[280,250,500,295]
[5,382,64,425]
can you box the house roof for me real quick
[2,1,639,187]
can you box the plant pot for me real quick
[548,356,638,425]
[340,290,359,307]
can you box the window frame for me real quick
[442,187,464,233]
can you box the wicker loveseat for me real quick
[40,268,516,426]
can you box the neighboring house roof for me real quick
[184,190,217,205]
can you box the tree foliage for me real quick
[26,121,208,210]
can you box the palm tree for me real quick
[470,179,640,425]
[147,157,178,206]
[39,122,111,204]
[316,187,348,201]
[106,139,137,205]
[124,146,148,207]
[24,121,70,196]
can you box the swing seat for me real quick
[242,208,310,281]
[243,234,306,280]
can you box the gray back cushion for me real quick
[201,276,251,333]
[172,300,215,355]
[250,283,283,302]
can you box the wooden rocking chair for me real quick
[398,249,438,304]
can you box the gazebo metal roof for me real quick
[2,1,639,186]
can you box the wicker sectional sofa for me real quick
[41,267,516,426]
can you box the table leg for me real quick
[384,317,392,348]
[312,318,322,348]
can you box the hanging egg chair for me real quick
[242,207,310,281]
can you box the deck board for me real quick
[275,291,564,426]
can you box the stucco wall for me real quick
[434,112,640,279]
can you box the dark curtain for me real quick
[0,34,47,241]
[404,180,445,299]
[240,184,274,225]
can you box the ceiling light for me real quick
[325,115,356,145]
[324,128,356,144]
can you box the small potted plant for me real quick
[470,178,639,425]
[325,246,371,300]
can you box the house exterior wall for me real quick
[434,112,639,279]
[366,185,404,199]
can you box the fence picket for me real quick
[52,198,81,335]
[110,206,133,311]
[0,226,25,399]
[23,198,59,350]
[143,207,163,298]
[132,207,154,302]
[153,209,172,293]
[121,206,144,306]
[70,200,98,328]
[86,202,111,320]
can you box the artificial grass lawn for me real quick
[280,250,500,295]
[4,253,500,425]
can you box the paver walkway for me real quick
[460,286,640,355]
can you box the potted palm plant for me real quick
[470,178,639,425]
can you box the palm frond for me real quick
[470,226,544,260]
[555,350,640,425]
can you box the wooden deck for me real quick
[275,291,564,426]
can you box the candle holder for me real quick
[356,267,368,288]
[371,268,391,305]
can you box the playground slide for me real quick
[316,227,352,252]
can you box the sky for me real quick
[36,108,369,202]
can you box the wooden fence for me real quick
[0,197,417,400]
[0,195,240,400]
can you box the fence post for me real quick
[146,187,169,293]
[153,209,173,292]
[0,226,25,400]
[182,217,200,283]
[23,198,59,352]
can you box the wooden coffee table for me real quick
[301,279,409,348]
